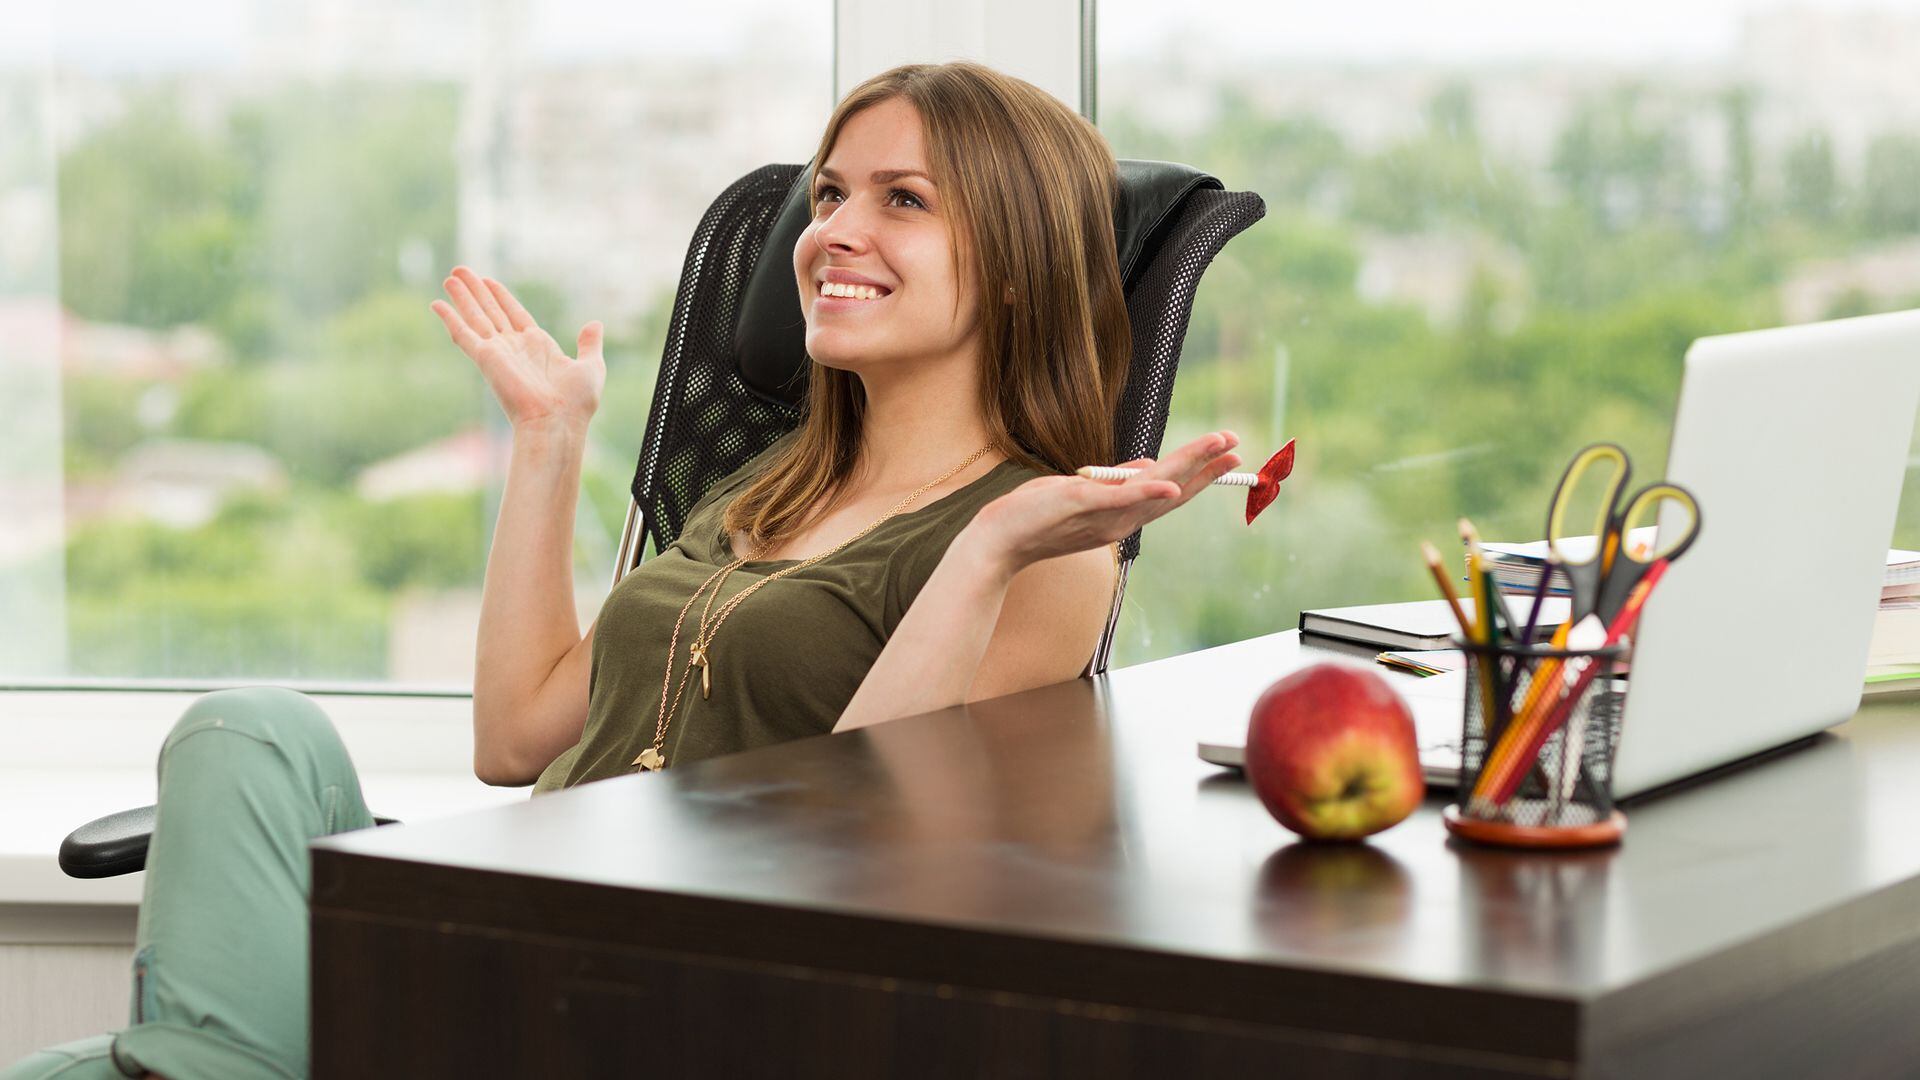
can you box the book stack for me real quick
[1478,527,1660,598]
[1867,552,1920,694]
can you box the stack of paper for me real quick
[1478,528,1659,596]
[1867,551,1920,693]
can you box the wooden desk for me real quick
[310,632,1920,1078]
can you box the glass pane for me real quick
[0,2,830,685]
[1098,1,1920,665]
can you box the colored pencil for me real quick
[1457,519,1503,743]
[1519,555,1557,647]
[1419,540,1471,637]
[1484,559,1671,806]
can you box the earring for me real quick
[1003,284,1016,304]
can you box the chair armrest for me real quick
[58,805,403,880]
[59,804,155,879]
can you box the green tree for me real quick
[242,85,460,319]
[1550,87,1694,232]
[1860,133,1920,235]
[56,97,249,327]
[1782,130,1839,223]
[1720,86,1756,234]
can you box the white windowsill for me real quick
[0,689,528,906]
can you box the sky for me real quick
[0,0,1911,71]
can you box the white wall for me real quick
[0,907,137,1063]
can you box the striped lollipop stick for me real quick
[1075,438,1296,524]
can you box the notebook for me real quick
[1298,596,1572,651]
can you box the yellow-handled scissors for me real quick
[1546,442,1702,629]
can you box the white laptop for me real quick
[1200,309,1920,801]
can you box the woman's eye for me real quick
[809,185,924,211]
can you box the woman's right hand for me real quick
[431,266,605,435]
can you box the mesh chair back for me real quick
[1110,187,1266,562]
[629,164,808,557]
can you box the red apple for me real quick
[1244,663,1425,841]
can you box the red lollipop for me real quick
[1072,437,1298,525]
[1244,438,1296,525]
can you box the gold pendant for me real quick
[690,641,712,699]
[634,747,666,771]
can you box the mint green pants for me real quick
[2,687,376,1080]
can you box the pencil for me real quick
[1459,518,1511,753]
[1470,618,1573,810]
[1458,520,1499,628]
[1485,559,1671,806]
[1420,540,1471,636]
[1520,555,1556,647]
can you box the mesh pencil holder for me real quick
[1442,636,1630,849]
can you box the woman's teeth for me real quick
[820,282,887,300]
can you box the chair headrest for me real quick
[733,159,1222,408]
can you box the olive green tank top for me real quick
[533,432,1047,793]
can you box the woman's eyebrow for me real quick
[817,166,934,185]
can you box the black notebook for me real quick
[1299,597,1573,651]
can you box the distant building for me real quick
[107,438,288,528]
[355,426,510,502]
[61,318,225,380]
[1779,239,1920,325]
[1355,230,1529,330]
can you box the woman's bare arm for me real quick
[470,424,597,785]
[431,267,607,785]
[833,537,1111,733]
[835,432,1240,734]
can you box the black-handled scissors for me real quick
[1545,442,1702,629]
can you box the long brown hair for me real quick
[722,61,1130,549]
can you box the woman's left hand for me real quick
[966,431,1243,575]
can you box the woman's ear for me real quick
[1003,283,1016,305]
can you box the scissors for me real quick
[1545,442,1702,631]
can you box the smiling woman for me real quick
[532,62,1246,789]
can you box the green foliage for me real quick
[1347,88,1534,242]
[341,492,489,591]
[173,291,482,485]
[1550,87,1696,232]
[56,99,250,327]
[1782,131,1840,223]
[53,81,459,355]
[242,86,459,316]
[1860,134,1920,235]
[61,376,150,477]
[65,577,387,679]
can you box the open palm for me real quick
[974,431,1243,571]
[430,265,605,433]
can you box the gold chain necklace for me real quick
[633,443,995,772]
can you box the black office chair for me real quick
[58,159,1265,879]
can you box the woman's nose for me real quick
[815,198,875,255]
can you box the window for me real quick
[1097,0,1920,666]
[0,1,830,686]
